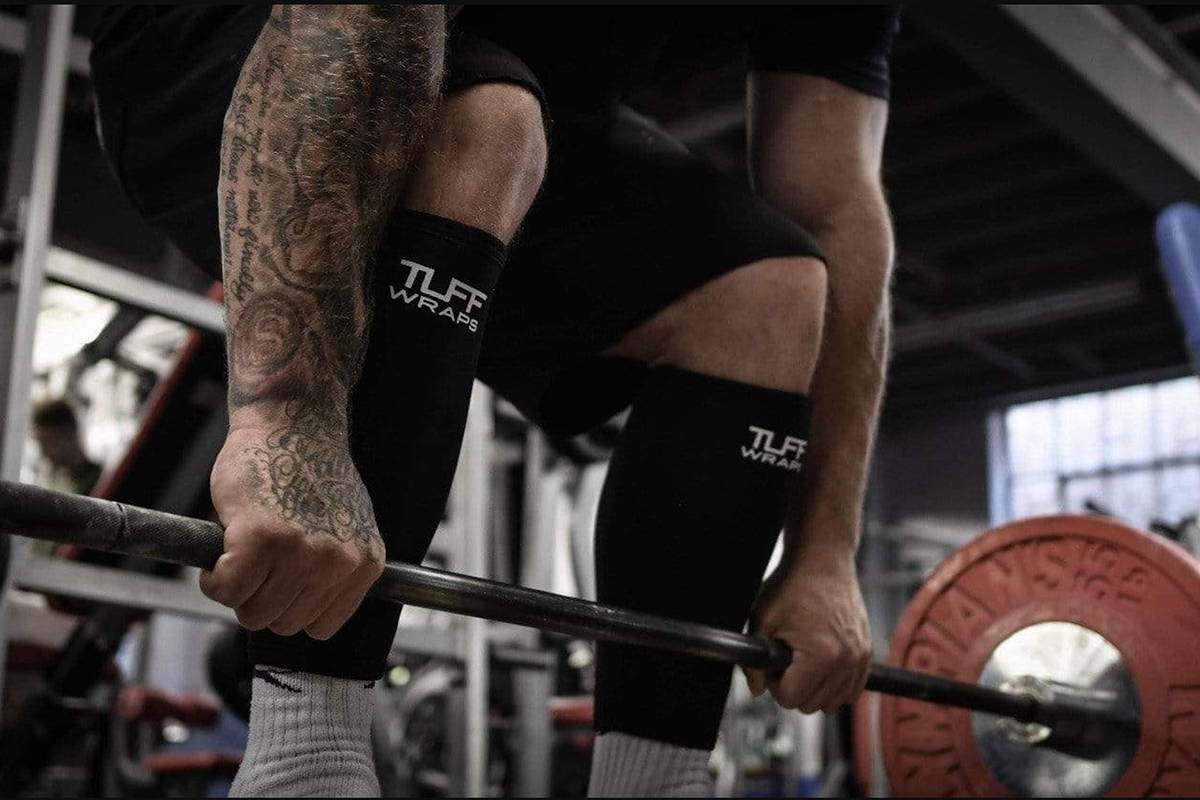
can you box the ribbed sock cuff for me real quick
[231,668,378,797]
[587,732,713,797]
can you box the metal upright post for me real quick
[461,383,493,797]
[0,3,74,703]
[0,5,72,478]
[513,428,555,796]
[520,429,556,593]
[861,461,896,795]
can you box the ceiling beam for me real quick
[907,5,1200,207]
[893,279,1142,354]
[1100,6,1200,115]
[885,123,1043,177]
[954,228,1151,285]
[1006,5,1200,182]
[902,195,1138,259]
[892,158,1090,223]
[892,295,1036,380]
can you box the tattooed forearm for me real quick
[243,398,379,549]
[218,5,444,547]
[221,4,444,420]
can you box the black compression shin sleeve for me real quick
[248,210,506,679]
[593,365,812,749]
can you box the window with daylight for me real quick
[992,377,1200,530]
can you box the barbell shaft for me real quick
[0,481,1138,740]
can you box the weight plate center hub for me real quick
[973,621,1139,796]
[880,515,1200,797]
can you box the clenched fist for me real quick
[743,549,871,713]
[202,411,384,641]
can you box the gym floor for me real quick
[1,4,1199,798]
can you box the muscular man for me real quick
[90,5,898,796]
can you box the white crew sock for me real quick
[229,667,379,798]
[588,732,714,797]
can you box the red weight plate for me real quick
[880,514,1200,797]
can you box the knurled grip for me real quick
[0,480,223,570]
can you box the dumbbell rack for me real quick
[0,9,556,796]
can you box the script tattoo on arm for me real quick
[218,5,444,550]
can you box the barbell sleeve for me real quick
[0,481,1139,742]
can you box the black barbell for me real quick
[0,480,1138,753]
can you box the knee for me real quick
[434,83,548,210]
[740,256,828,343]
[716,256,827,364]
[640,256,828,392]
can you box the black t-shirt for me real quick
[93,6,901,108]
[453,5,901,110]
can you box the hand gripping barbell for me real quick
[0,481,1157,795]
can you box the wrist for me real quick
[226,402,349,440]
[782,542,857,577]
[226,404,286,434]
[798,468,866,511]
[782,513,861,575]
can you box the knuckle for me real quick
[307,538,344,567]
[198,574,221,600]
[220,520,255,546]
[814,646,838,667]
[339,543,367,568]
[247,524,293,554]
[775,682,803,710]
[204,584,231,606]
[361,556,385,581]
[201,572,242,608]
[342,547,377,576]
[328,550,366,582]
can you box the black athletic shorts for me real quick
[89,6,896,435]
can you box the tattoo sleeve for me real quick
[218,5,444,547]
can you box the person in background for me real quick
[31,398,102,495]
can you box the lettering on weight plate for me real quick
[389,259,488,332]
[741,425,806,471]
[1151,686,1200,794]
